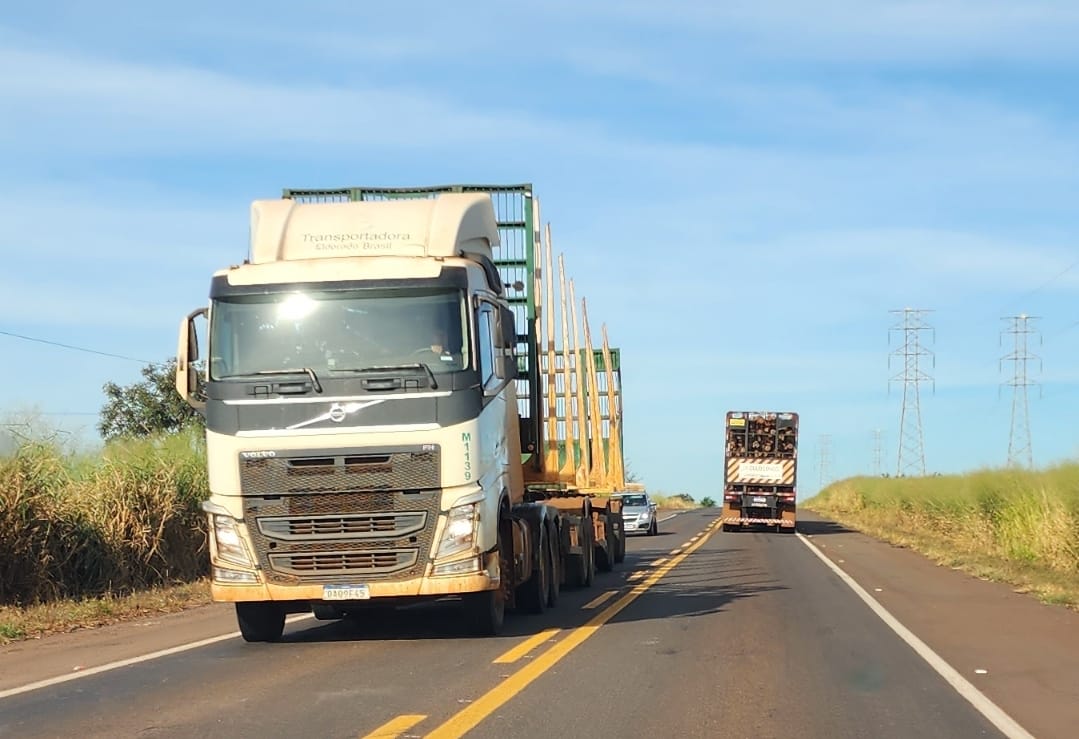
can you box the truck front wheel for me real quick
[466,514,510,635]
[236,602,285,642]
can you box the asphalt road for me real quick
[1,508,1070,738]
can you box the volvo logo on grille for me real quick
[287,399,387,430]
[241,450,277,459]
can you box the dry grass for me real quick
[649,493,700,510]
[0,579,213,644]
[805,465,1079,609]
[0,428,209,609]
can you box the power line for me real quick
[0,329,154,364]
[1001,315,1041,469]
[889,308,934,477]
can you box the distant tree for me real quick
[98,359,203,440]
[700,496,717,508]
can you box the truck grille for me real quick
[258,512,428,541]
[268,549,418,576]
[240,449,439,495]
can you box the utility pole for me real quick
[889,308,934,477]
[872,428,883,477]
[818,433,832,491]
[1001,314,1040,469]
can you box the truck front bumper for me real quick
[209,551,500,603]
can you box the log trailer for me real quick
[721,411,798,532]
[176,183,627,641]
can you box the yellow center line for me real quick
[651,557,668,568]
[669,547,685,555]
[426,519,721,739]
[360,713,426,739]
[626,571,645,582]
[581,589,619,610]
[492,628,560,664]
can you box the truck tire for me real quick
[464,589,505,635]
[596,520,616,573]
[566,518,595,588]
[236,602,285,643]
[466,511,510,634]
[516,525,549,614]
[584,523,596,586]
[546,521,561,608]
[614,525,626,564]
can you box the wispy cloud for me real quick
[544,0,1079,64]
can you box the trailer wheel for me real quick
[516,524,549,614]
[614,525,626,564]
[546,521,561,608]
[236,602,285,643]
[584,523,596,586]
[566,517,595,588]
[596,521,616,573]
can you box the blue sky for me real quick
[3,1,1079,497]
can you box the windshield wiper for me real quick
[251,367,323,393]
[342,363,438,390]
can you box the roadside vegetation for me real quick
[805,466,1079,610]
[650,492,699,510]
[1,388,210,644]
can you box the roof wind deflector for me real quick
[476,254,504,295]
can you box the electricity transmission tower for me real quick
[818,434,832,490]
[1001,314,1040,469]
[889,308,934,477]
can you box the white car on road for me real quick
[616,493,659,536]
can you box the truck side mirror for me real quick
[176,307,207,413]
[496,305,516,349]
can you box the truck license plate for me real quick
[752,496,768,505]
[323,584,370,601]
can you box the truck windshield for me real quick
[208,287,469,381]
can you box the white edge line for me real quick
[796,533,1034,739]
[657,512,682,522]
[0,614,314,701]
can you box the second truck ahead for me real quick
[721,411,799,532]
[176,184,628,640]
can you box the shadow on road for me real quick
[795,518,853,536]
[282,513,790,643]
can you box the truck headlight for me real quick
[212,514,253,567]
[436,502,479,559]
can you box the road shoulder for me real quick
[798,511,1079,739]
